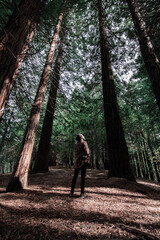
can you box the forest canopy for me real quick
[0,0,160,189]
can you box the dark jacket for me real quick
[74,140,90,168]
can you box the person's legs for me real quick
[81,163,87,195]
[70,168,80,195]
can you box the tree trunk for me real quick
[90,133,96,168]
[132,153,139,177]
[136,151,144,178]
[94,125,100,169]
[33,22,66,173]
[147,132,160,181]
[0,0,48,120]
[98,0,134,180]
[0,113,12,153]
[6,0,66,192]
[100,137,109,170]
[126,0,160,111]
[140,131,158,181]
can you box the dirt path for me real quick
[0,167,160,239]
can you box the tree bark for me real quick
[140,131,158,181]
[146,131,160,181]
[0,0,48,121]
[98,0,135,180]
[126,0,160,111]
[6,0,67,192]
[132,153,139,177]
[136,151,144,178]
[33,22,66,173]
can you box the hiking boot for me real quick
[80,193,85,198]
[69,192,74,197]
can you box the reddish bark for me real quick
[126,0,160,111]
[0,0,48,121]
[98,0,135,180]
[33,23,66,173]
[6,0,67,192]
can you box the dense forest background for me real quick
[0,0,160,183]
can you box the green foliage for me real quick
[0,0,20,33]
[0,0,160,180]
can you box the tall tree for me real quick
[0,0,48,121]
[126,0,160,111]
[33,22,66,173]
[97,0,135,180]
[6,0,67,192]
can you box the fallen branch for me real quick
[116,223,159,240]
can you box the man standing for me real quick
[70,134,90,198]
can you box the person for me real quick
[70,133,90,198]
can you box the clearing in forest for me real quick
[0,167,160,240]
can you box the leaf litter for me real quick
[0,167,160,240]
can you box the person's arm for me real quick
[83,141,90,163]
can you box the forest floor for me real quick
[0,167,160,240]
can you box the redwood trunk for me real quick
[6,0,66,192]
[126,0,160,111]
[98,0,134,180]
[33,23,66,173]
[0,0,48,121]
